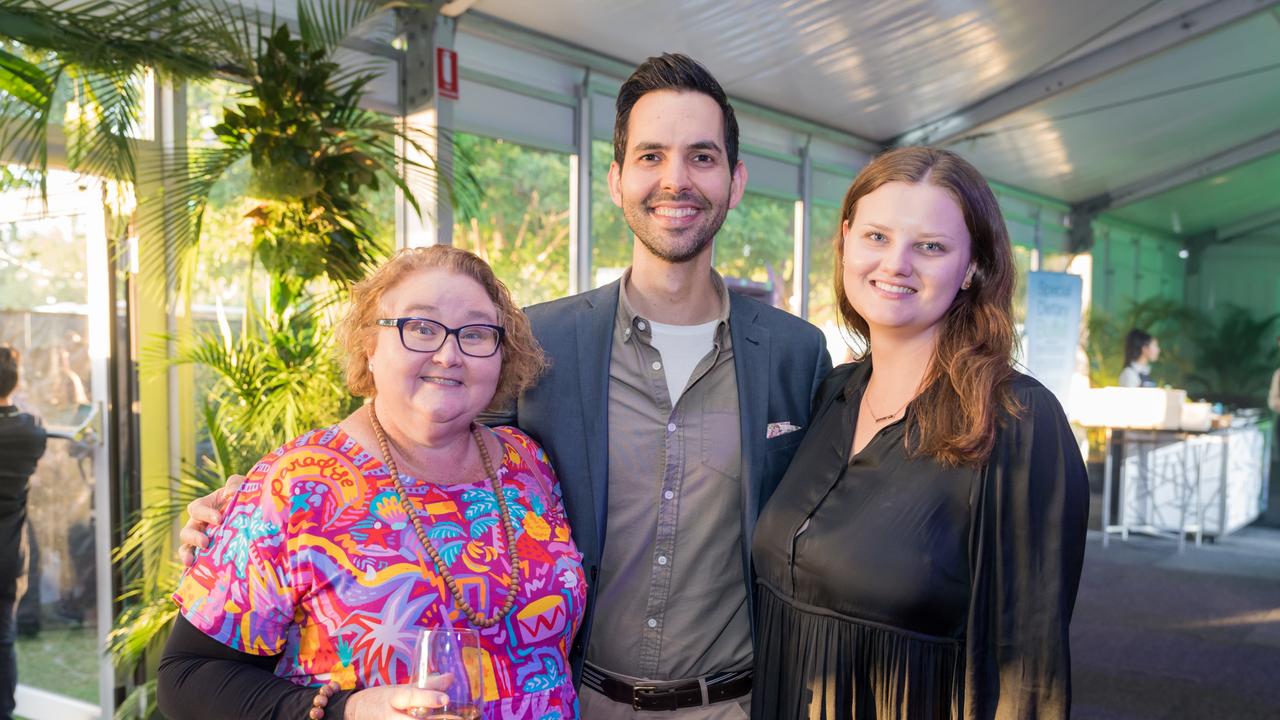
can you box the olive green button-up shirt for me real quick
[585,269,749,680]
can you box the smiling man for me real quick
[506,54,832,718]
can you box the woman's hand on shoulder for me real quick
[342,675,452,720]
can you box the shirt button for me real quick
[624,327,632,337]
[657,555,668,566]
[666,422,676,432]
[664,490,674,500]
[637,320,647,331]
[647,618,657,628]
[652,360,662,371]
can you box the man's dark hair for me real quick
[613,53,739,171]
[0,345,19,398]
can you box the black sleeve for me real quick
[157,614,354,720]
[963,385,1090,719]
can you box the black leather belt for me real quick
[582,664,752,712]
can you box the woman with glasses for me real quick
[157,246,587,720]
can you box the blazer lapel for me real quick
[576,282,619,554]
[729,294,771,545]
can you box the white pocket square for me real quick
[766,421,801,439]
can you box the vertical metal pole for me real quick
[1103,226,1113,311]
[1179,437,1189,553]
[794,139,812,319]
[1031,207,1042,271]
[398,10,455,247]
[1121,430,1131,541]
[1102,427,1113,547]
[570,71,592,294]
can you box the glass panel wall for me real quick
[590,139,631,288]
[716,191,796,312]
[452,133,571,306]
[0,171,109,711]
[807,202,854,363]
[182,78,397,464]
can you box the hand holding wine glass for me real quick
[412,628,483,720]
[342,677,452,720]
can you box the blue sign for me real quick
[1024,272,1083,409]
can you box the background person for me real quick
[1269,335,1280,415]
[751,147,1089,719]
[158,246,586,719]
[1119,328,1159,387]
[0,345,49,720]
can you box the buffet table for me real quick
[1099,423,1267,550]
[1074,388,1270,550]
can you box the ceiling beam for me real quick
[1218,206,1280,242]
[893,0,1280,147]
[1078,128,1280,212]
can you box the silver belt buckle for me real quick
[632,684,677,711]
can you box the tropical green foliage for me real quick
[716,191,795,309]
[1,2,474,716]
[0,0,232,195]
[453,132,572,305]
[590,139,632,276]
[1086,297,1197,389]
[1086,298,1279,408]
[1186,304,1279,407]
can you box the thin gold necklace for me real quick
[367,399,520,628]
[862,388,910,423]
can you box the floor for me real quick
[1070,524,1280,719]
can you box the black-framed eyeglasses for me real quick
[375,317,505,358]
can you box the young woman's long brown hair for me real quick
[834,146,1021,466]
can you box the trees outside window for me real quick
[452,133,571,306]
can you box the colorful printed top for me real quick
[174,424,586,719]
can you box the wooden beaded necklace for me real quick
[367,399,520,628]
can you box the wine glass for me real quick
[412,627,483,720]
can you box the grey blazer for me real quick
[489,279,832,678]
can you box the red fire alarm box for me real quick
[437,47,459,100]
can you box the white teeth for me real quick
[653,207,697,218]
[873,281,915,294]
[422,377,461,386]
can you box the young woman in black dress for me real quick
[752,147,1089,719]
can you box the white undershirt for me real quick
[648,319,719,404]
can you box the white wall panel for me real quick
[453,79,575,154]
[455,31,583,99]
[591,91,616,143]
[1194,239,1280,318]
[738,115,801,158]
[741,152,800,199]
[809,138,870,174]
[812,168,853,207]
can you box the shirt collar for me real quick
[838,358,874,401]
[616,267,732,345]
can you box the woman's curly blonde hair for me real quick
[335,245,546,409]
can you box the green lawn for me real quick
[15,624,101,705]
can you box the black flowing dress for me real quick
[752,362,1089,720]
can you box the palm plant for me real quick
[1085,297,1197,388]
[151,0,470,302]
[0,0,233,195]
[2,2,480,716]
[1187,304,1279,408]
